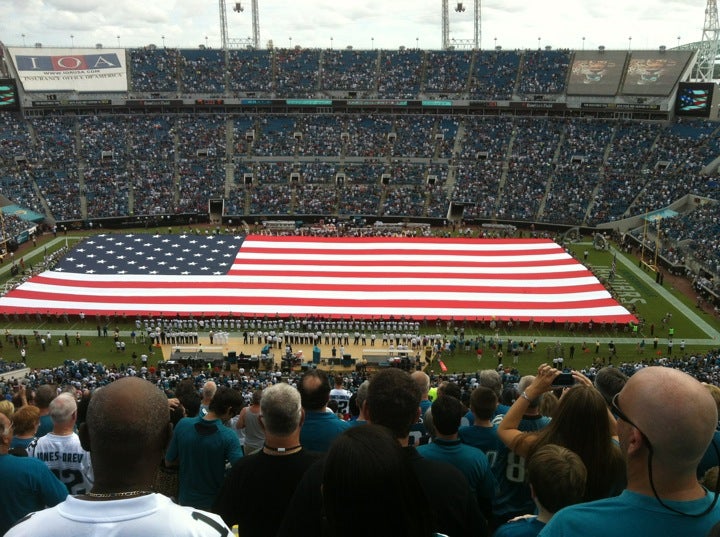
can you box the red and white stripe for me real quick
[0,236,636,322]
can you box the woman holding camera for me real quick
[497,364,625,502]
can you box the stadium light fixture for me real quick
[117,35,120,47]
[628,36,632,51]
[70,34,74,47]
[582,36,585,50]
[21,34,26,47]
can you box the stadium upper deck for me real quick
[0,46,699,118]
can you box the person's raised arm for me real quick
[497,364,560,458]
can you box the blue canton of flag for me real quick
[55,234,245,276]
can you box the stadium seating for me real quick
[0,46,719,282]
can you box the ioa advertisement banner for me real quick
[8,47,128,92]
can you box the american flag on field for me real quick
[0,234,637,322]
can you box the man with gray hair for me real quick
[199,380,217,417]
[213,382,320,537]
[478,369,511,418]
[28,392,92,495]
[353,380,371,423]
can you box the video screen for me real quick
[675,82,715,117]
[621,50,693,96]
[0,79,19,110]
[567,51,627,96]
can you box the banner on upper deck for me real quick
[8,47,128,92]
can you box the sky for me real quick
[0,0,710,52]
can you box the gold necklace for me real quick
[85,490,154,499]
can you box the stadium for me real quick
[0,5,720,374]
[0,5,719,537]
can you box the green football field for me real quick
[0,233,718,377]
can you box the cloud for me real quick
[45,0,102,13]
[0,0,708,51]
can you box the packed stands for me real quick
[180,49,226,94]
[129,47,181,93]
[377,49,423,98]
[517,49,572,95]
[320,50,378,94]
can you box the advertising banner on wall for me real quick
[7,47,128,92]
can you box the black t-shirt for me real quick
[212,449,321,537]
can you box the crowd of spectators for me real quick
[227,50,274,94]
[129,47,181,93]
[320,50,378,94]
[0,108,719,279]
[517,50,571,95]
[1,347,718,536]
[377,49,423,99]
[588,121,662,224]
[275,48,321,98]
[469,50,521,100]
[542,120,613,224]
[179,49,226,94]
[118,47,617,101]
[661,203,720,278]
[498,118,564,221]
[424,51,473,96]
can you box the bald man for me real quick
[539,366,720,537]
[6,377,231,537]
